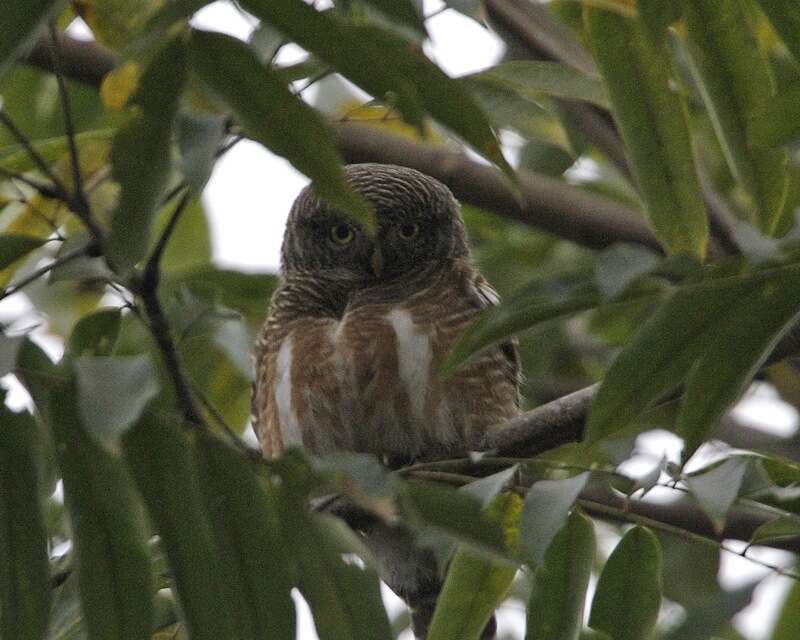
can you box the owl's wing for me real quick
[470,273,522,407]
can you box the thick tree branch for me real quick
[20,32,660,252]
[334,122,660,250]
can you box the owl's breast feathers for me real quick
[252,259,520,460]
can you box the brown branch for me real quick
[335,122,660,251]
[23,31,116,86]
[20,32,660,252]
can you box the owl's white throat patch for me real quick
[275,337,303,448]
[386,307,432,421]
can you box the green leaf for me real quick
[589,526,662,640]
[684,457,749,534]
[461,466,519,508]
[288,513,393,640]
[188,29,373,228]
[107,38,187,271]
[748,516,800,546]
[677,269,800,457]
[428,493,522,640]
[45,375,154,640]
[0,234,47,270]
[585,7,708,258]
[362,0,427,37]
[122,411,238,640]
[0,0,65,78]
[748,84,800,149]
[526,511,595,640]
[465,61,610,109]
[74,355,159,445]
[237,0,514,181]
[769,579,800,640]
[683,0,790,233]
[177,112,226,193]
[67,307,122,358]
[663,581,756,640]
[754,0,800,65]
[595,244,660,300]
[0,406,50,640]
[0,332,24,376]
[402,482,509,561]
[586,270,768,444]
[637,0,683,41]
[194,430,296,640]
[520,473,589,568]
[443,278,600,376]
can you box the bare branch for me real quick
[334,122,660,251]
[0,110,69,195]
[24,31,116,86]
[0,244,89,302]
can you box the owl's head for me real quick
[280,164,469,281]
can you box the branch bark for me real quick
[20,32,661,252]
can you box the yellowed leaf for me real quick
[101,62,142,111]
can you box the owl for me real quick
[252,163,520,638]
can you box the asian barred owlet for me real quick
[252,163,520,639]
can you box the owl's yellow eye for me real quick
[398,222,420,240]
[330,223,355,245]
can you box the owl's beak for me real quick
[370,248,383,277]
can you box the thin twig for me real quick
[142,188,191,290]
[0,111,68,195]
[0,166,63,200]
[0,244,88,301]
[48,24,86,211]
[294,67,333,95]
[578,497,800,581]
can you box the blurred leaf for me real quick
[0,234,47,270]
[177,112,225,193]
[249,22,283,63]
[683,0,790,233]
[685,457,749,534]
[629,455,665,497]
[188,29,373,228]
[43,375,154,640]
[461,466,518,508]
[677,268,800,458]
[520,473,589,568]
[402,481,509,561]
[0,332,25,376]
[362,0,427,37]
[122,411,238,640]
[66,307,121,358]
[769,578,800,640]
[585,7,708,258]
[526,511,595,640]
[754,0,800,64]
[428,493,522,640]
[107,38,187,271]
[518,141,575,178]
[0,406,50,640]
[588,526,662,640]
[194,430,296,640]
[663,581,757,640]
[49,574,88,640]
[157,198,212,275]
[657,531,719,608]
[749,83,800,149]
[0,129,115,174]
[237,0,514,182]
[748,516,800,546]
[73,0,165,49]
[443,277,600,376]
[164,266,277,330]
[637,0,683,41]
[0,0,64,78]
[290,513,393,640]
[74,355,159,445]
[595,244,660,300]
[586,265,800,444]
[466,61,610,109]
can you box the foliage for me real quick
[1,1,800,639]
